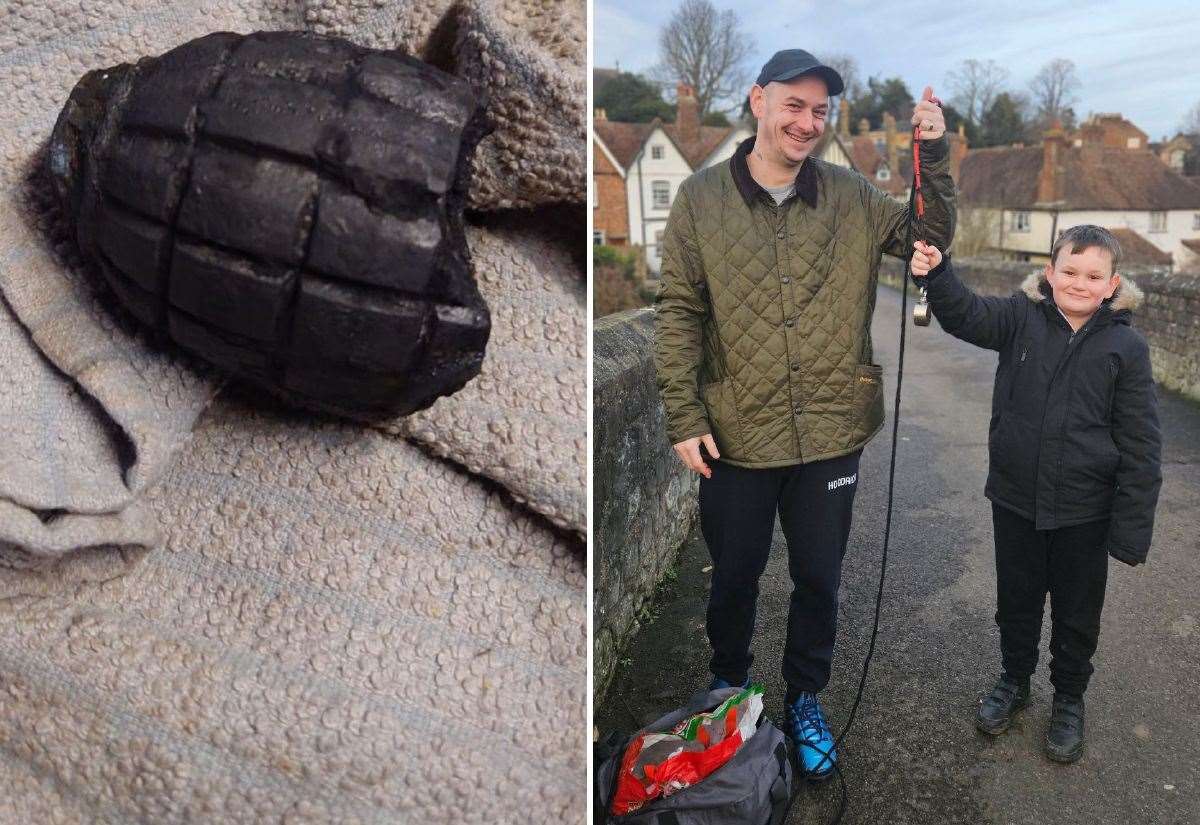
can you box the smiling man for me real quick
[653,49,956,779]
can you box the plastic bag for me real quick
[610,685,765,816]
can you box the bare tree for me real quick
[1180,100,1200,135]
[945,58,1009,126]
[821,53,860,100]
[1028,58,1080,127]
[651,0,754,117]
[821,53,860,132]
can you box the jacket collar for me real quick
[731,136,819,210]
[1018,270,1139,327]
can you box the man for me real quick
[653,49,955,779]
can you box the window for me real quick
[1126,137,1141,149]
[873,138,885,154]
[1149,211,1167,233]
[592,178,598,209]
[651,145,664,160]
[654,230,665,256]
[593,230,605,246]
[652,181,670,209]
[1012,211,1031,232]
[876,166,890,181]
[1193,213,1200,230]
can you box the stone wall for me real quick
[878,256,1200,402]
[593,308,699,701]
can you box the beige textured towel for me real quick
[0,0,585,820]
[0,397,585,823]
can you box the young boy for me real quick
[910,224,1162,763]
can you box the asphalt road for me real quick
[595,283,1200,825]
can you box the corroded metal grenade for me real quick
[47,30,492,420]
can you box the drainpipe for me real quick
[1049,209,1059,259]
[636,151,649,269]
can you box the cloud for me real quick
[594,2,662,72]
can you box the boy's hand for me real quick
[911,241,943,277]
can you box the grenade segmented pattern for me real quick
[48,30,491,420]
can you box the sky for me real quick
[593,0,1200,141]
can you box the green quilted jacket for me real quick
[654,135,956,468]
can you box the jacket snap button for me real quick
[785,318,795,327]
[781,276,791,284]
[791,363,799,371]
[776,231,785,240]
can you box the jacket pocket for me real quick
[851,364,885,443]
[1008,338,1031,402]
[701,377,744,454]
[1105,357,1119,420]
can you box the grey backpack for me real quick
[594,688,794,825]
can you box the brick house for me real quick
[958,122,1200,268]
[592,84,753,272]
[1072,113,1148,150]
[593,129,628,246]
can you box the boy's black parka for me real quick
[923,257,1162,564]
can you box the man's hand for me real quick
[911,86,945,141]
[911,241,943,277]
[673,434,720,479]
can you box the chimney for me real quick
[947,133,968,184]
[883,112,898,174]
[838,98,851,137]
[1037,121,1066,204]
[595,108,607,122]
[676,83,700,145]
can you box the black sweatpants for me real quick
[698,449,861,702]
[992,502,1110,698]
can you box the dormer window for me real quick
[1149,211,1167,233]
[876,166,891,181]
[1013,211,1031,232]
[651,145,664,160]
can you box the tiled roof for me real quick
[960,144,1200,210]
[848,136,905,195]
[1106,228,1173,265]
[592,120,653,169]
[593,119,742,170]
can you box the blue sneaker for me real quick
[786,692,837,780]
[708,675,750,691]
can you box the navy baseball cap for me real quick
[755,49,844,96]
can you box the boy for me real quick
[910,224,1162,763]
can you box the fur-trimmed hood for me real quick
[1019,270,1143,313]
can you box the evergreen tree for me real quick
[595,72,675,123]
[980,93,1028,147]
[847,77,914,132]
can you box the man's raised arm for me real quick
[873,86,957,258]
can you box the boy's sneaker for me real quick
[786,691,837,781]
[975,674,1030,735]
[707,675,749,691]
[1044,693,1085,763]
